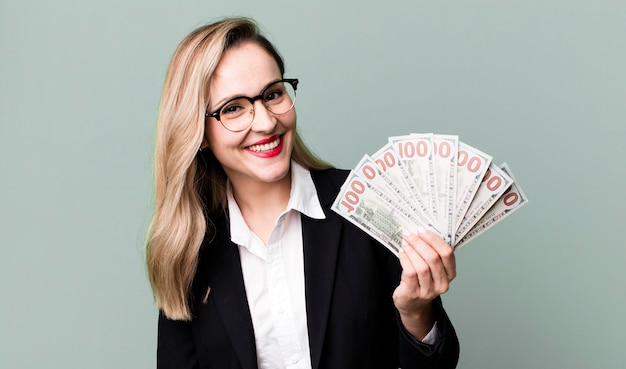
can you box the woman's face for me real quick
[204,41,296,188]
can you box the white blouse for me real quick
[227,162,324,369]
[226,162,438,369]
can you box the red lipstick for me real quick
[245,135,284,158]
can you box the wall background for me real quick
[1,1,624,368]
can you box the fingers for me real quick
[398,240,433,292]
[394,228,457,318]
[410,228,456,281]
[400,229,457,292]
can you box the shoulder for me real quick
[309,168,350,205]
[310,167,350,183]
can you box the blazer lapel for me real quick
[303,170,345,369]
[194,169,347,369]
[198,216,258,369]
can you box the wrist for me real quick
[398,302,435,341]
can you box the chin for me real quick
[259,159,291,183]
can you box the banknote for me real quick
[454,142,492,233]
[333,133,527,255]
[371,142,435,225]
[432,134,459,245]
[455,163,513,241]
[353,154,439,232]
[331,170,446,256]
[454,163,528,248]
[388,134,438,221]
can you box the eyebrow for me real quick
[208,78,282,111]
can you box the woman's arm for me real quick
[157,311,199,369]
[393,228,460,368]
[393,228,456,339]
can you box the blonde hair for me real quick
[146,17,331,321]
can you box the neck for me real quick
[231,175,291,212]
[229,172,292,243]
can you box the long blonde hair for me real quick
[146,17,331,321]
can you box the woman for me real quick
[146,17,460,369]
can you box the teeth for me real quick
[248,137,280,152]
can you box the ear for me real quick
[200,129,210,150]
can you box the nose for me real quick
[249,100,277,133]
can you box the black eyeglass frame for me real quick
[205,78,299,124]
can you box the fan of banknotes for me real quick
[331,133,528,256]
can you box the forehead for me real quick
[209,41,282,103]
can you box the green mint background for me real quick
[1,1,624,368]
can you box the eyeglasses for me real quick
[205,78,299,132]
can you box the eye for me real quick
[264,87,285,103]
[220,99,248,117]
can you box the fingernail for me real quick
[416,225,427,234]
[401,239,408,248]
[401,230,411,238]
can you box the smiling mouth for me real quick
[247,136,281,152]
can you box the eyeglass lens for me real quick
[219,81,296,131]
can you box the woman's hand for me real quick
[392,227,456,341]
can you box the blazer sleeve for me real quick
[396,296,460,368]
[157,311,199,369]
[314,167,460,368]
[380,248,460,369]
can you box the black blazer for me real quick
[157,169,459,369]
